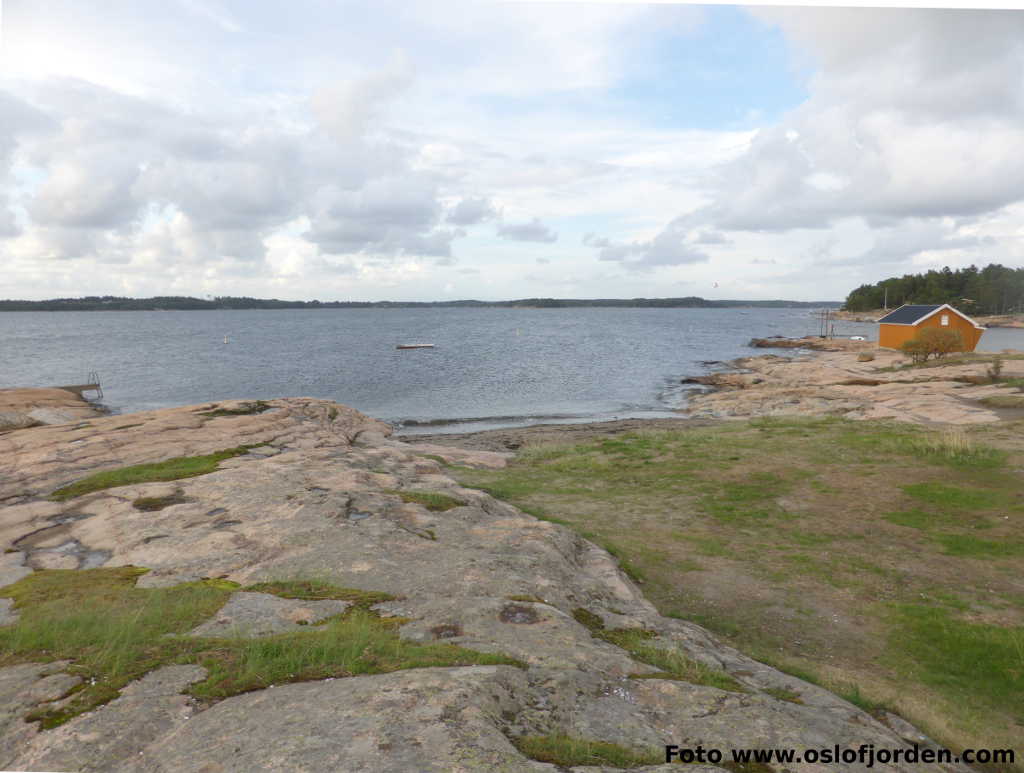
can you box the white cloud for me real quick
[496,217,558,243]
[585,221,708,270]
[446,196,499,226]
[2,2,1024,302]
[690,8,1024,233]
[310,55,414,144]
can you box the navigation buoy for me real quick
[223,335,229,344]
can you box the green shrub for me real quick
[899,338,930,364]
[901,327,965,363]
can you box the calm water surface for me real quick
[2,308,1019,433]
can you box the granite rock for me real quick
[0,398,969,772]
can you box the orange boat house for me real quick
[877,304,985,351]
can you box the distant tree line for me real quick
[844,264,1024,315]
[0,295,842,312]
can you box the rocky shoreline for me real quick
[0,396,975,771]
[679,339,1024,425]
[405,339,1024,453]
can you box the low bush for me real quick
[900,328,964,363]
[986,356,1004,382]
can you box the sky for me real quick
[1,1,1023,302]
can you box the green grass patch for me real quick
[834,682,886,714]
[834,423,1006,469]
[883,508,936,530]
[901,482,1005,510]
[510,734,662,768]
[386,490,465,511]
[772,552,847,587]
[571,608,744,692]
[934,534,1024,558]
[0,568,518,728]
[50,446,256,501]
[887,604,1024,716]
[681,535,731,557]
[196,401,272,418]
[187,608,519,704]
[1,567,230,726]
[697,473,790,523]
[980,394,1024,409]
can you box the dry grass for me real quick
[455,417,1024,767]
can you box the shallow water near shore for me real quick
[3,307,1020,433]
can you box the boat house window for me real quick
[941,314,949,326]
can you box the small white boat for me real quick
[396,343,435,350]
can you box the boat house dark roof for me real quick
[877,304,944,325]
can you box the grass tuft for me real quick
[572,608,744,692]
[510,734,662,768]
[721,762,776,773]
[909,428,1007,468]
[132,491,187,511]
[196,401,272,418]
[50,446,256,501]
[417,454,450,466]
[242,580,394,608]
[883,508,936,530]
[763,686,804,704]
[386,490,465,512]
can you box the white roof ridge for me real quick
[879,303,984,329]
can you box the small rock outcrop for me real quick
[748,336,872,352]
[0,388,104,434]
[685,348,1024,424]
[0,398,969,771]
